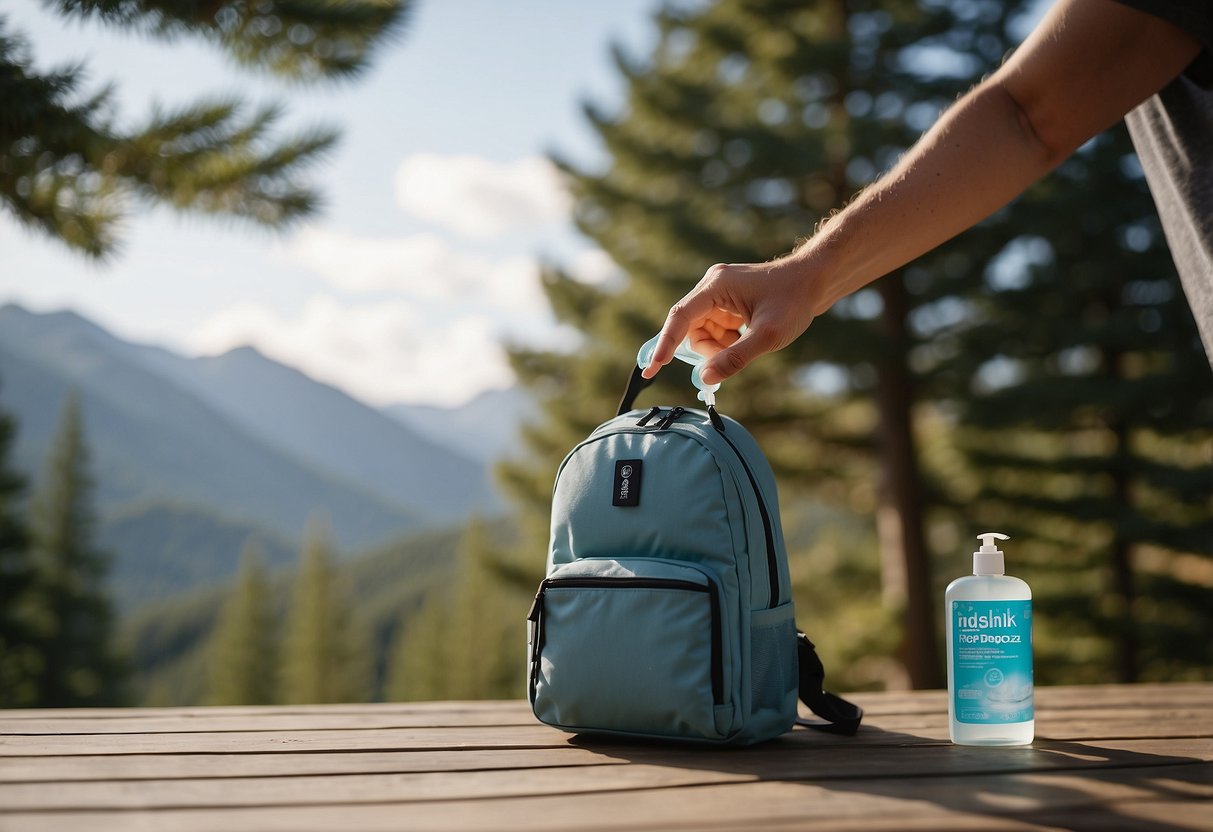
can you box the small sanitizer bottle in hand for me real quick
[945,532,1034,746]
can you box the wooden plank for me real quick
[0,747,614,783]
[5,694,1205,739]
[841,707,1213,743]
[0,730,813,760]
[0,764,1207,832]
[0,735,1206,785]
[7,702,1206,737]
[846,682,1213,715]
[1,684,1207,737]
[0,725,578,757]
[0,721,897,758]
[0,810,1059,832]
[711,801,1213,832]
[0,700,534,722]
[3,734,1206,784]
[0,738,1208,812]
[1034,682,1213,708]
[0,698,536,727]
[826,708,1213,742]
[3,763,739,811]
[0,722,924,758]
[0,682,1207,723]
[3,706,1209,758]
[0,709,537,735]
[1019,800,1213,832]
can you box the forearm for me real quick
[781,0,1201,317]
[788,78,1058,315]
[646,0,1202,384]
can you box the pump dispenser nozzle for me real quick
[973,532,1010,575]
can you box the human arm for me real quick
[644,0,1202,384]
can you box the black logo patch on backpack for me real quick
[612,459,643,507]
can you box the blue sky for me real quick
[1,0,659,406]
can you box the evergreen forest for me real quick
[1,0,1209,708]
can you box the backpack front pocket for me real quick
[528,558,727,741]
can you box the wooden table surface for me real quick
[1,683,1210,831]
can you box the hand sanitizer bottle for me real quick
[945,532,1034,746]
[637,333,727,407]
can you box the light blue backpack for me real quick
[527,361,862,745]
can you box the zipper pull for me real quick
[526,584,545,695]
[636,406,662,427]
[526,585,546,622]
[657,406,686,430]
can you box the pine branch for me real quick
[2,22,340,256]
[119,100,338,225]
[44,0,411,82]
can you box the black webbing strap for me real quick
[617,364,657,416]
[796,631,863,735]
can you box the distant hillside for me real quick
[387,387,537,464]
[100,501,298,611]
[0,305,422,554]
[127,343,498,522]
[120,521,516,705]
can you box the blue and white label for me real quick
[951,600,1033,724]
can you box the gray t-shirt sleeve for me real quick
[1111,1,1213,364]
[1125,81,1213,365]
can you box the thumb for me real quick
[701,325,773,385]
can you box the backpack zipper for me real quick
[636,406,662,427]
[714,427,780,608]
[656,406,686,430]
[528,575,723,705]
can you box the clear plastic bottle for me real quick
[637,334,724,406]
[945,532,1034,746]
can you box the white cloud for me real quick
[568,247,622,287]
[280,227,550,324]
[188,296,517,407]
[394,153,571,239]
[200,204,597,406]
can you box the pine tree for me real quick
[206,537,279,705]
[503,0,1213,689]
[385,590,447,702]
[941,125,1213,684]
[0,394,38,707]
[27,393,126,706]
[279,515,372,704]
[503,0,1035,688]
[386,518,521,701]
[0,0,408,257]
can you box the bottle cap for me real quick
[973,531,1009,575]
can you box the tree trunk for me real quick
[1101,335,1139,683]
[875,274,943,689]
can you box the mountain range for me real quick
[0,304,531,608]
[386,389,536,465]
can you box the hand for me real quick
[642,259,821,385]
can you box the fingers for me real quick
[688,318,741,358]
[641,329,680,379]
[647,259,811,385]
[701,324,776,385]
[641,286,719,379]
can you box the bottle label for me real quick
[951,600,1033,724]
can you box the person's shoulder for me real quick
[1110,0,1213,85]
